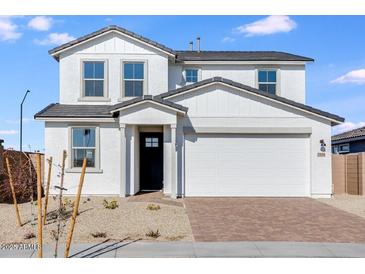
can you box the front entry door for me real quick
[140,132,163,191]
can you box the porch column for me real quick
[120,123,127,197]
[171,124,177,198]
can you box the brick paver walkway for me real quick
[184,198,365,243]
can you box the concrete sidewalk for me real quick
[2,241,365,258]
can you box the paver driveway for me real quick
[183,198,365,243]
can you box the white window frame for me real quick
[66,125,102,173]
[121,60,148,98]
[183,67,201,85]
[338,143,350,154]
[256,68,280,95]
[79,59,109,102]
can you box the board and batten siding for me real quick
[168,64,306,104]
[172,84,333,197]
[59,31,169,104]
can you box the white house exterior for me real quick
[35,25,344,198]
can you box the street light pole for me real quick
[20,90,30,152]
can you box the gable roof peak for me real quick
[48,25,176,60]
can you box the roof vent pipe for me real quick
[189,41,193,51]
[196,37,200,52]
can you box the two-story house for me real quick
[35,25,344,198]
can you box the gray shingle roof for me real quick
[49,25,176,60]
[109,95,188,112]
[332,126,365,142]
[34,103,114,118]
[48,25,314,63]
[175,51,314,62]
[35,96,187,119]
[157,77,344,124]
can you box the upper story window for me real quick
[71,127,97,168]
[124,62,144,97]
[258,70,277,95]
[83,61,105,97]
[185,69,198,84]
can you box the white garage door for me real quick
[184,134,310,197]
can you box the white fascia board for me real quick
[51,30,175,59]
[164,82,342,125]
[110,100,186,115]
[34,117,117,123]
[180,61,308,65]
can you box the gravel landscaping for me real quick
[318,195,365,219]
[0,196,193,244]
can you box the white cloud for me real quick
[0,130,18,135]
[0,16,22,41]
[235,15,297,37]
[5,118,33,124]
[333,121,365,135]
[221,37,236,43]
[28,16,53,31]
[331,69,365,84]
[34,32,75,46]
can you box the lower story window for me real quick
[71,127,96,168]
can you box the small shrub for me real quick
[146,229,160,238]
[103,199,119,209]
[146,204,161,211]
[63,197,74,208]
[50,230,58,240]
[91,232,107,238]
[24,232,35,240]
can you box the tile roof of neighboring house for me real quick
[34,103,114,118]
[175,51,314,62]
[109,95,188,113]
[332,126,365,142]
[49,25,176,59]
[157,77,344,124]
[48,25,314,62]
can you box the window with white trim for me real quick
[123,62,144,97]
[258,70,277,95]
[339,143,350,154]
[83,61,105,97]
[71,127,96,168]
[185,69,198,84]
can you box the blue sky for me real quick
[1,15,365,151]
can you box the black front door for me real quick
[140,132,163,191]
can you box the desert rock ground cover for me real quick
[0,196,193,244]
[318,195,365,219]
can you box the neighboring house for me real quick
[35,25,344,198]
[332,126,365,154]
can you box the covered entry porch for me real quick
[111,96,187,198]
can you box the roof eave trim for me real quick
[34,116,116,122]
[110,100,187,114]
[178,60,312,65]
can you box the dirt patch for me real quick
[0,196,193,244]
[318,195,365,219]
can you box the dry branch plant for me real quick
[0,150,40,204]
